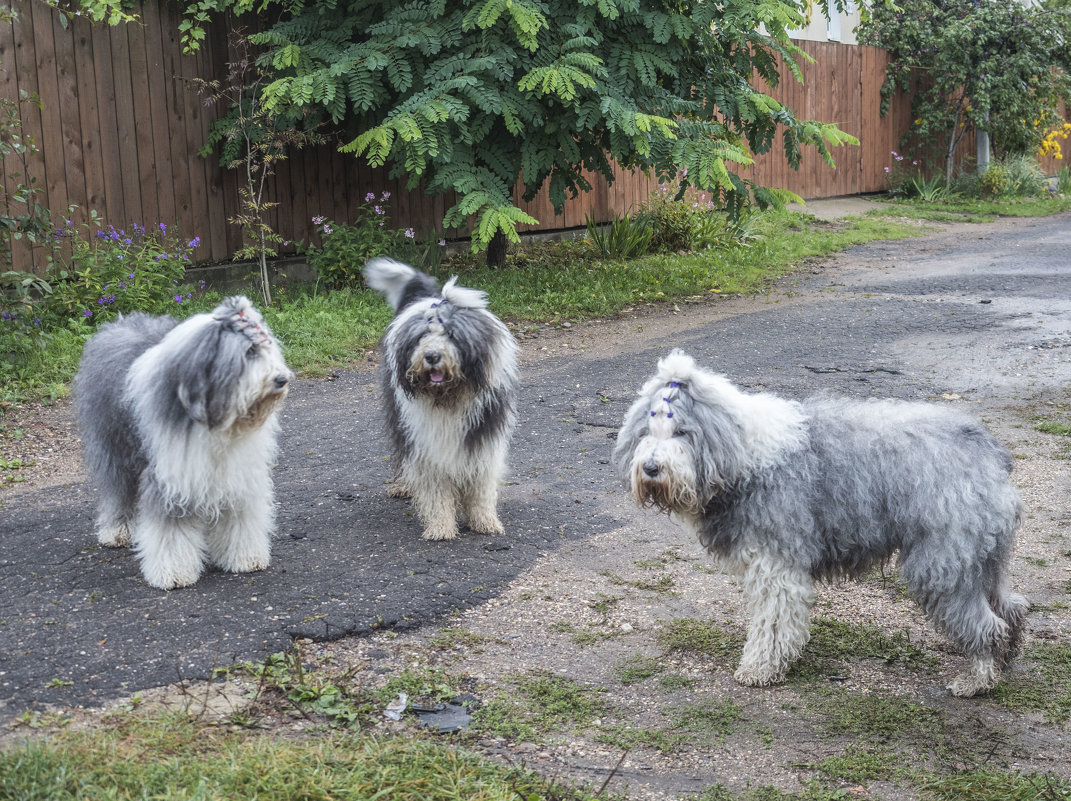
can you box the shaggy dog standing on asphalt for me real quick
[613,349,1027,697]
[75,296,292,590]
[364,258,519,541]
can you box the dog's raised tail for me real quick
[441,276,488,310]
[364,258,446,312]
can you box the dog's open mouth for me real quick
[430,371,445,384]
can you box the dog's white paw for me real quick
[387,481,410,499]
[467,511,504,536]
[421,514,459,540]
[97,524,131,548]
[221,554,270,574]
[144,564,203,591]
[948,658,999,697]
[733,663,786,687]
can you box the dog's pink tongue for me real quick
[430,372,445,384]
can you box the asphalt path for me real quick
[2,211,1070,719]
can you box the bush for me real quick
[0,215,205,396]
[639,188,700,252]
[979,165,1011,198]
[304,192,444,288]
[45,218,200,323]
[998,154,1046,196]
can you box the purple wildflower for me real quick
[83,309,93,317]
[188,236,201,248]
[312,215,325,225]
[174,295,183,303]
[364,192,375,202]
[404,227,415,238]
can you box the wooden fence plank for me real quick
[71,16,108,221]
[91,22,127,229]
[29,2,64,225]
[53,11,91,225]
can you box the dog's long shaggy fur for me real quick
[614,350,1027,697]
[75,296,292,590]
[364,258,519,541]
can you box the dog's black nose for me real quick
[642,460,660,478]
[424,350,442,366]
[274,375,289,389]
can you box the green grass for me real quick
[1035,420,1071,438]
[790,617,938,681]
[802,686,995,771]
[871,193,1071,223]
[656,617,744,661]
[991,642,1071,724]
[612,653,666,685]
[917,769,1071,801]
[0,712,592,801]
[803,744,904,784]
[595,698,743,755]
[472,670,610,743]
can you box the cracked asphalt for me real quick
[2,210,1070,720]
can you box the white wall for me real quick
[789,0,862,46]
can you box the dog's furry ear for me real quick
[612,394,654,480]
[174,323,243,428]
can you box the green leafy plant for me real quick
[584,211,653,260]
[997,154,1047,196]
[304,194,416,289]
[46,219,202,323]
[638,181,705,252]
[1058,165,1071,194]
[909,174,947,202]
[693,211,766,250]
[1,214,204,394]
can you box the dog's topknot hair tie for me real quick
[231,309,273,346]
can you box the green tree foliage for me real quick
[859,0,1071,183]
[184,0,856,262]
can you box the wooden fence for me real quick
[0,2,954,273]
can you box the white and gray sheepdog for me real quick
[364,258,519,541]
[614,350,1027,697]
[74,296,293,590]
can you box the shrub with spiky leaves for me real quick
[172,0,857,265]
